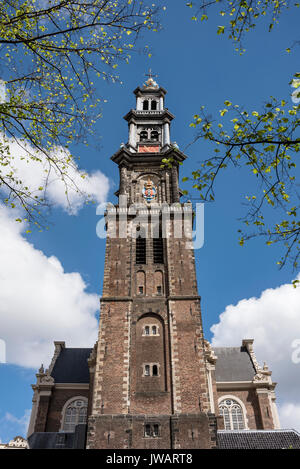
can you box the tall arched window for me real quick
[62,398,88,432]
[219,398,246,430]
[137,270,146,295]
[154,270,163,295]
[151,100,157,110]
[143,100,149,110]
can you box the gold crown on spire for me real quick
[143,69,159,89]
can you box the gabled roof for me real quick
[50,348,92,383]
[217,429,300,449]
[213,346,256,382]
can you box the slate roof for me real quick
[213,346,256,382]
[50,348,92,383]
[217,430,300,449]
[51,346,256,384]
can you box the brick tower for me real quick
[86,76,218,449]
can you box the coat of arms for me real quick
[142,177,157,203]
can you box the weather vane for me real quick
[145,68,158,80]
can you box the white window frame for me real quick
[59,396,88,432]
[218,395,249,430]
[142,324,160,336]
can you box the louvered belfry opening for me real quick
[153,225,164,264]
[136,226,146,264]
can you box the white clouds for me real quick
[0,206,99,368]
[0,136,110,214]
[3,409,31,436]
[278,403,300,431]
[0,409,31,442]
[0,134,107,368]
[211,275,300,430]
[0,120,105,436]
[43,166,109,214]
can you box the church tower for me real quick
[26,75,284,450]
[86,75,218,449]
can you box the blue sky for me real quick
[0,2,300,441]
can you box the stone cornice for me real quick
[101,297,133,302]
[54,383,90,390]
[110,146,187,166]
[100,295,201,302]
[217,380,276,391]
[217,381,255,390]
[123,108,174,123]
[133,86,167,96]
[168,296,201,301]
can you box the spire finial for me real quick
[143,69,159,89]
[145,68,158,80]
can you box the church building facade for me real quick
[27,77,296,450]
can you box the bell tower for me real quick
[87,75,218,449]
[126,72,171,154]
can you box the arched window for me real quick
[140,130,148,141]
[137,270,146,295]
[143,324,159,336]
[154,270,163,295]
[144,423,160,438]
[151,100,157,110]
[143,100,149,110]
[62,398,88,432]
[144,424,151,437]
[143,363,159,376]
[150,130,159,141]
[219,398,245,430]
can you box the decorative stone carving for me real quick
[142,177,157,203]
[204,340,217,365]
[39,374,55,386]
[253,372,268,382]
